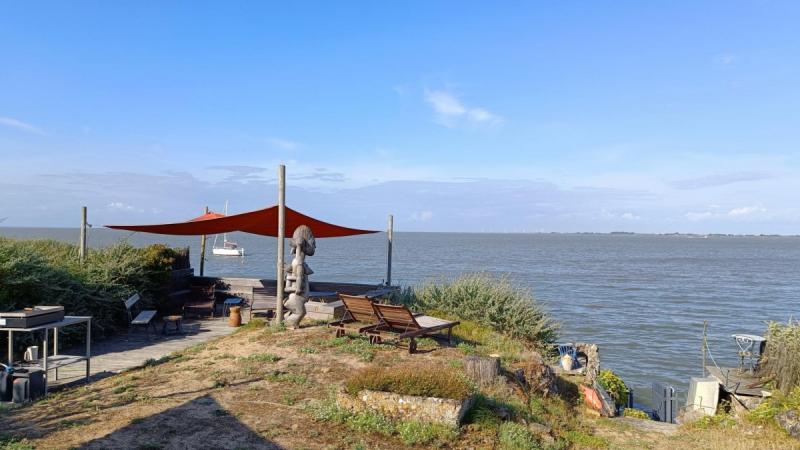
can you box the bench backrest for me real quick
[124,293,140,311]
[372,303,420,332]
[339,294,377,323]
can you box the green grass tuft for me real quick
[345,363,472,399]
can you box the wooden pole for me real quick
[79,206,87,264]
[702,321,708,377]
[276,165,286,324]
[386,214,393,286]
[199,206,208,276]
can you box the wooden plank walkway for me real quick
[50,318,238,388]
[706,366,772,397]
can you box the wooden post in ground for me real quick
[702,321,708,377]
[199,206,208,276]
[276,165,286,324]
[386,214,393,286]
[79,206,87,264]
[464,355,501,386]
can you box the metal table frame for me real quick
[4,316,92,394]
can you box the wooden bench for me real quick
[123,293,157,337]
[328,294,381,339]
[249,287,277,320]
[370,303,459,353]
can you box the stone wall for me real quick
[336,389,474,428]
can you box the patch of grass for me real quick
[396,420,458,445]
[345,363,472,399]
[323,335,390,362]
[59,418,90,429]
[239,353,282,363]
[0,434,36,450]
[112,383,135,394]
[498,422,541,450]
[747,385,800,426]
[265,370,309,385]
[130,417,146,425]
[299,346,317,354]
[214,353,235,360]
[235,318,267,333]
[563,430,609,448]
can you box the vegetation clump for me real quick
[0,238,185,351]
[597,369,628,408]
[623,408,651,420]
[761,320,800,393]
[345,363,472,399]
[389,273,558,345]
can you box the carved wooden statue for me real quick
[283,225,316,329]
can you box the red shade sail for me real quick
[106,205,378,238]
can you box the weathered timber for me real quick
[464,355,501,386]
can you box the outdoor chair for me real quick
[249,287,277,320]
[183,284,216,318]
[328,294,381,339]
[123,293,157,337]
[369,303,459,353]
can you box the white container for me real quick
[560,354,574,371]
[686,377,719,416]
[23,346,39,362]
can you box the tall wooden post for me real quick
[386,214,393,286]
[276,165,286,324]
[199,206,208,276]
[79,206,87,264]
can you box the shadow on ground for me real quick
[78,394,283,449]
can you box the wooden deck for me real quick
[49,318,238,389]
[706,366,772,397]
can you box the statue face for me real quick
[304,235,316,256]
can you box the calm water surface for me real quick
[3,227,799,404]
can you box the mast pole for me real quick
[199,206,208,276]
[276,165,286,324]
[79,206,87,264]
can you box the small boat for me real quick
[212,201,245,257]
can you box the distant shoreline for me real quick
[1,225,798,238]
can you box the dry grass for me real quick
[762,320,800,392]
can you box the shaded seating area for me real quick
[184,284,216,318]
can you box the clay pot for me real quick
[228,306,242,327]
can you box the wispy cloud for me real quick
[713,53,737,66]
[267,137,301,150]
[0,116,45,135]
[424,90,501,127]
[669,171,772,190]
[685,205,767,221]
[411,210,433,222]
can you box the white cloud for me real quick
[728,205,766,218]
[267,137,300,150]
[411,210,434,222]
[107,202,144,213]
[424,90,501,127]
[620,212,640,220]
[0,116,45,135]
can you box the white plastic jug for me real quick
[23,346,39,362]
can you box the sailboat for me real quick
[212,201,245,256]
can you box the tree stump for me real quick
[464,355,501,386]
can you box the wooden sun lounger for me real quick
[328,294,382,341]
[370,303,459,353]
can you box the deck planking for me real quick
[49,317,238,388]
[706,365,772,397]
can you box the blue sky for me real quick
[1,1,799,233]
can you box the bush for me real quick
[498,422,540,450]
[597,369,628,408]
[0,238,183,352]
[345,363,472,399]
[623,408,650,420]
[747,386,800,424]
[761,320,800,393]
[389,273,558,345]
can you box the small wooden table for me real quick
[162,316,183,335]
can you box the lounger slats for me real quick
[339,294,378,323]
[372,304,419,330]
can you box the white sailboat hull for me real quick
[212,247,245,256]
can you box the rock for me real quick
[517,352,558,397]
[776,410,800,439]
[675,407,706,425]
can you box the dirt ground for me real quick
[1,323,798,450]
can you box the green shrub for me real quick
[498,422,540,450]
[345,363,472,399]
[761,320,800,393]
[622,408,650,420]
[396,420,458,445]
[747,386,800,424]
[0,238,184,352]
[389,273,557,345]
[597,369,628,408]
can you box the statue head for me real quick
[290,225,316,256]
